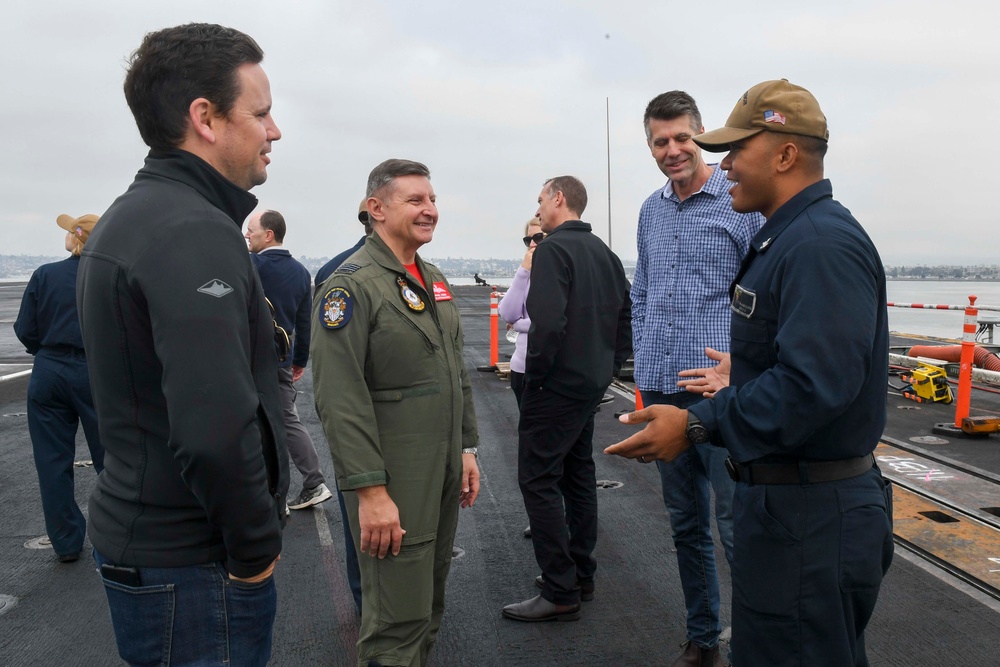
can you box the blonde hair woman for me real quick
[498,218,544,406]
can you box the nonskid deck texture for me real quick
[1,284,999,666]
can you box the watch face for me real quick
[687,424,710,445]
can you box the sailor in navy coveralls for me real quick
[607,81,893,666]
[14,213,105,562]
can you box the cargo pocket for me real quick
[734,485,802,619]
[838,483,893,592]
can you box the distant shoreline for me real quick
[888,278,1000,282]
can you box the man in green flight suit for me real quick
[311,158,481,667]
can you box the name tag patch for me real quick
[321,287,353,329]
[731,283,756,319]
[433,282,453,301]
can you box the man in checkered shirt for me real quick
[631,91,763,667]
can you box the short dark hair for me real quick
[643,91,702,141]
[124,23,264,152]
[764,132,828,172]
[366,159,431,199]
[258,210,286,243]
[792,133,829,161]
[544,176,588,216]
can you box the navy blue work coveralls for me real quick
[689,180,894,666]
[14,255,104,557]
[315,235,366,288]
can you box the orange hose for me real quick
[905,344,1000,371]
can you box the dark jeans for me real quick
[517,385,603,605]
[94,549,277,667]
[641,389,734,649]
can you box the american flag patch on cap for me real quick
[764,110,786,125]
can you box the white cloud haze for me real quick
[2,0,996,265]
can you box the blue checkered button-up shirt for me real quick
[631,164,764,393]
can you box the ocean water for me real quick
[452,277,1000,341]
[887,281,1000,340]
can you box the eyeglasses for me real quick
[522,232,545,247]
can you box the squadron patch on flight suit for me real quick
[321,287,353,329]
[397,277,425,312]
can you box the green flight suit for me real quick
[311,231,478,667]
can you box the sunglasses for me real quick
[522,232,545,247]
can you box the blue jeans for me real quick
[94,549,276,667]
[641,389,735,649]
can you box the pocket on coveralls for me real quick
[837,483,892,591]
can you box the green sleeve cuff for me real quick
[343,470,389,490]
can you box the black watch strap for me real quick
[685,412,711,445]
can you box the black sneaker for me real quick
[287,483,333,510]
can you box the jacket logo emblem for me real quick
[398,277,425,312]
[322,287,353,329]
[197,280,234,298]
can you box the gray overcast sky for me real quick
[2,0,995,265]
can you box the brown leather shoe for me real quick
[534,574,595,601]
[501,595,581,622]
[670,640,726,667]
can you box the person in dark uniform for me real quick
[315,198,372,288]
[14,213,105,563]
[606,79,893,666]
[502,176,632,623]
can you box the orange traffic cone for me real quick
[635,387,644,410]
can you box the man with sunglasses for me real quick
[246,209,333,514]
[630,91,764,667]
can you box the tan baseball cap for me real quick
[694,79,829,153]
[56,213,99,244]
[357,197,369,223]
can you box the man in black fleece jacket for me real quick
[77,23,287,666]
[502,175,632,623]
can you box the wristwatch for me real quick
[685,413,710,445]
[462,447,478,457]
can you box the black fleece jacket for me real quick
[78,149,288,578]
[524,220,632,399]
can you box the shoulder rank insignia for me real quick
[335,263,361,275]
[321,287,353,329]
[397,277,425,312]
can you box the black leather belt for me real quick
[725,454,875,485]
